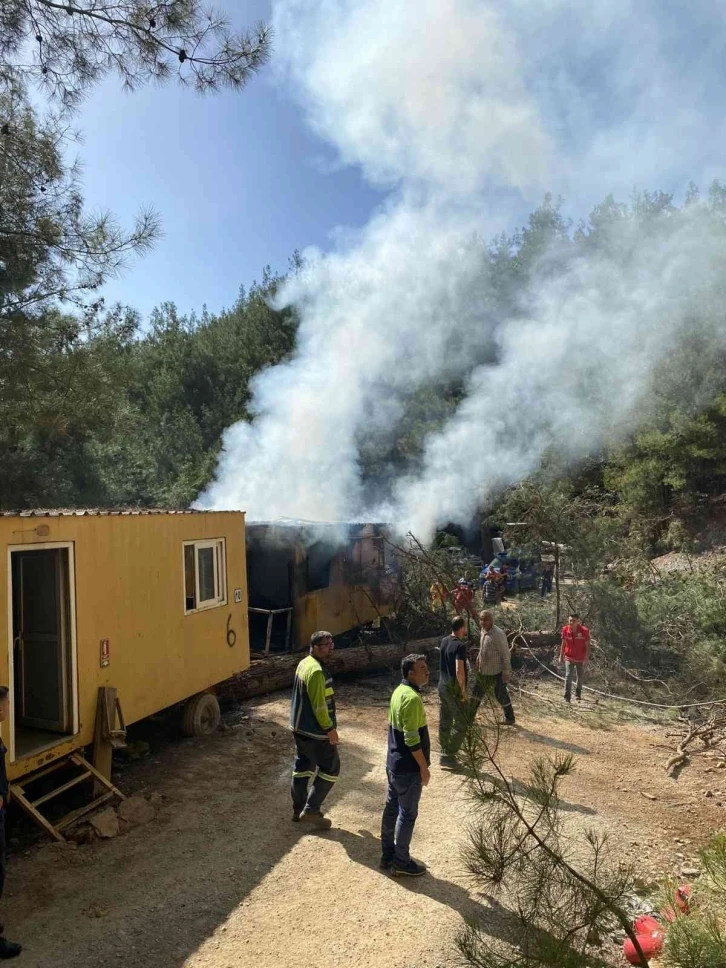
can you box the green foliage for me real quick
[457,705,642,968]
[90,271,298,508]
[663,915,726,968]
[590,571,726,685]
[0,81,159,316]
[0,303,139,507]
[1,1,271,112]
[660,834,726,968]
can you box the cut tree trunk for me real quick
[218,638,441,702]
[508,630,561,649]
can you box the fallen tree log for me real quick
[218,638,441,702]
[507,630,561,649]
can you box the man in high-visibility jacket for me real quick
[380,653,431,876]
[289,630,340,830]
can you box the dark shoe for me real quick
[379,855,394,870]
[0,938,21,959]
[439,755,457,768]
[299,809,332,830]
[503,719,516,727]
[292,810,301,823]
[563,695,571,703]
[576,694,582,702]
[391,859,427,877]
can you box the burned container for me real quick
[245,521,397,652]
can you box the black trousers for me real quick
[472,673,515,723]
[291,733,340,814]
[0,816,6,899]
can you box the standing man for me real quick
[475,611,516,726]
[453,578,475,632]
[559,613,590,703]
[290,630,340,830]
[540,561,554,598]
[438,616,468,767]
[0,687,21,958]
[380,654,431,877]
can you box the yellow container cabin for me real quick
[0,509,249,782]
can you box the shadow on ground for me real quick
[6,713,379,968]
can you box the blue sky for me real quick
[75,0,726,326]
[76,0,384,322]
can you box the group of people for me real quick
[288,614,590,878]
[431,557,559,616]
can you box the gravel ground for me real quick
[4,674,724,967]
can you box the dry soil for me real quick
[5,674,725,968]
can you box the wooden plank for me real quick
[15,758,68,786]
[264,611,274,656]
[285,609,293,652]
[92,686,115,795]
[31,771,92,808]
[9,783,65,842]
[56,791,115,831]
[71,754,125,801]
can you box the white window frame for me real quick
[183,538,227,614]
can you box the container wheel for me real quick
[182,692,221,737]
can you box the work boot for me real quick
[0,937,21,959]
[379,855,393,871]
[292,810,301,823]
[439,755,457,769]
[391,859,427,877]
[299,809,332,830]
[503,718,517,727]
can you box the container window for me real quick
[197,547,216,602]
[183,538,227,613]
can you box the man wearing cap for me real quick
[289,630,340,829]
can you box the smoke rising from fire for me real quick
[201,0,726,538]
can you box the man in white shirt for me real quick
[474,610,516,725]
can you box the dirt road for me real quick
[6,674,725,967]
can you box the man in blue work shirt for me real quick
[290,631,340,830]
[380,654,431,877]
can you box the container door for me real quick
[15,549,69,732]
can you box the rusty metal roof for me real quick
[0,508,240,518]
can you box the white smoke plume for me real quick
[201,0,726,538]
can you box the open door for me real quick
[11,547,74,758]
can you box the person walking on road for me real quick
[559,613,590,703]
[290,630,340,830]
[438,616,469,767]
[474,610,516,725]
[380,654,431,877]
[0,687,21,959]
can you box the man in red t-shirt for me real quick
[559,613,590,702]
